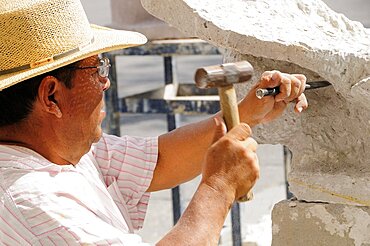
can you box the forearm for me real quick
[157,182,234,245]
[148,115,218,191]
[147,102,259,192]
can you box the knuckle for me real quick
[261,71,272,77]
[218,137,235,150]
[245,151,259,167]
[280,76,290,85]
[296,74,307,83]
[239,123,252,136]
[249,162,260,181]
[250,138,258,147]
[252,157,260,176]
[242,149,256,162]
[223,137,234,146]
[292,79,301,88]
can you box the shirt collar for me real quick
[0,144,67,172]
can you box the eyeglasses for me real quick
[64,57,111,78]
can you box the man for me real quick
[0,0,308,245]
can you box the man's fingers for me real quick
[294,93,308,113]
[282,74,304,102]
[225,124,257,151]
[259,70,282,88]
[292,74,307,95]
[226,123,252,141]
[217,123,257,152]
[241,137,258,152]
[275,74,292,102]
[259,71,307,103]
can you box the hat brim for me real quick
[0,24,147,91]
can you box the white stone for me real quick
[272,200,370,246]
[141,0,370,206]
[141,0,370,104]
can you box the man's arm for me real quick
[148,115,217,191]
[157,123,259,245]
[157,181,233,245]
[147,71,307,192]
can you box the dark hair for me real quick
[0,62,79,127]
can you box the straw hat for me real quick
[0,0,147,91]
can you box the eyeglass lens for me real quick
[98,58,110,78]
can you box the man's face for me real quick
[57,55,110,159]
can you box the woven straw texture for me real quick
[0,0,147,90]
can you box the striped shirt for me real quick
[0,133,158,245]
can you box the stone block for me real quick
[272,200,370,246]
[141,0,370,205]
[141,0,370,104]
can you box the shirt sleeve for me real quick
[91,133,158,230]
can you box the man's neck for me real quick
[0,121,35,148]
[0,119,72,165]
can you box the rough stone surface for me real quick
[141,0,370,103]
[272,200,370,246]
[141,0,370,206]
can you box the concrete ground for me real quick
[80,0,368,245]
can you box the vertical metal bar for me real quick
[164,56,173,85]
[164,56,182,225]
[283,145,294,199]
[171,179,181,224]
[104,53,121,136]
[231,203,242,246]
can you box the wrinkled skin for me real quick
[0,55,111,165]
[239,71,307,126]
[57,56,110,148]
[202,120,259,201]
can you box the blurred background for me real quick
[79,0,369,245]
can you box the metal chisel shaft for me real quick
[255,81,331,99]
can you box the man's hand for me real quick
[239,71,308,127]
[201,120,259,202]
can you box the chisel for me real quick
[255,81,331,99]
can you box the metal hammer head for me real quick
[194,61,254,89]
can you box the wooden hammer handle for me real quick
[218,85,254,202]
[218,85,240,130]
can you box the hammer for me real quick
[194,61,254,202]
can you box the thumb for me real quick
[212,117,227,144]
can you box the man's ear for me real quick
[38,76,62,118]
